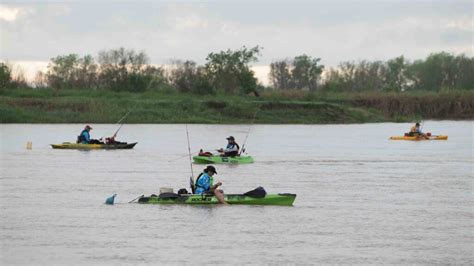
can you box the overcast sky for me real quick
[1,0,472,72]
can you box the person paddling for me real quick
[217,136,240,157]
[409,122,427,139]
[77,125,102,144]
[194,166,227,205]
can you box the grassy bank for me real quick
[0,88,472,123]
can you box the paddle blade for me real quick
[105,194,117,205]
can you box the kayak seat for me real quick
[243,186,267,198]
[159,192,180,199]
[138,197,149,203]
[178,188,190,195]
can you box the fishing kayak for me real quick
[51,142,137,149]
[389,135,448,141]
[193,155,254,164]
[137,193,296,206]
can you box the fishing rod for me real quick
[239,109,258,156]
[185,124,195,185]
[167,153,191,163]
[128,194,144,203]
[112,110,132,137]
[100,110,132,140]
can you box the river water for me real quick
[0,121,472,265]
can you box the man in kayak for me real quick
[195,166,227,205]
[217,136,240,157]
[409,122,427,138]
[77,125,102,144]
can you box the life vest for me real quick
[194,172,213,192]
[410,126,418,133]
[77,130,89,144]
[227,142,240,151]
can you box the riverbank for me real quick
[0,89,472,123]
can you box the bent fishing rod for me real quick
[100,110,132,140]
[239,109,259,156]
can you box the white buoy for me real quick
[26,141,32,150]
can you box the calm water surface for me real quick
[1,122,473,265]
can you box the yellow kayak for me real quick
[389,135,448,141]
[51,142,137,149]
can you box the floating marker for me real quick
[26,141,32,150]
[105,194,117,205]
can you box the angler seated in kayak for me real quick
[217,136,240,157]
[194,165,227,205]
[77,125,103,144]
[407,122,428,138]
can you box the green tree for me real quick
[291,55,324,92]
[384,56,406,91]
[323,61,385,92]
[98,47,163,92]
[454,54,474,90]
[75,55,98,89]
[169,60,198,93]
[406,52,460,91]
[205,45,262,95]
[46,54,97,90]
[47,54,81,89]
[322,67,346,92]
[0,63,12,89]
[353,60,386,91]
[269,60,292,90]
[337,62,357,91]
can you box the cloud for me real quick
[0,1,472,68]
[445,16,474,31]
[0,5,23,22]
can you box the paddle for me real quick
[128,194,144,203]
[168,153,192,162]
[105,194,117,205]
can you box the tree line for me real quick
[1,47,472,94]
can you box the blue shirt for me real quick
[195,173,212,194]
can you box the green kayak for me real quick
[192,155,254,164]
[137,193,296,206]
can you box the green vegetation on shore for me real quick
[1,47,472,123]
[1,88,472,124]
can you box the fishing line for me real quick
[239,109,258,156]
[100,110,132,140]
